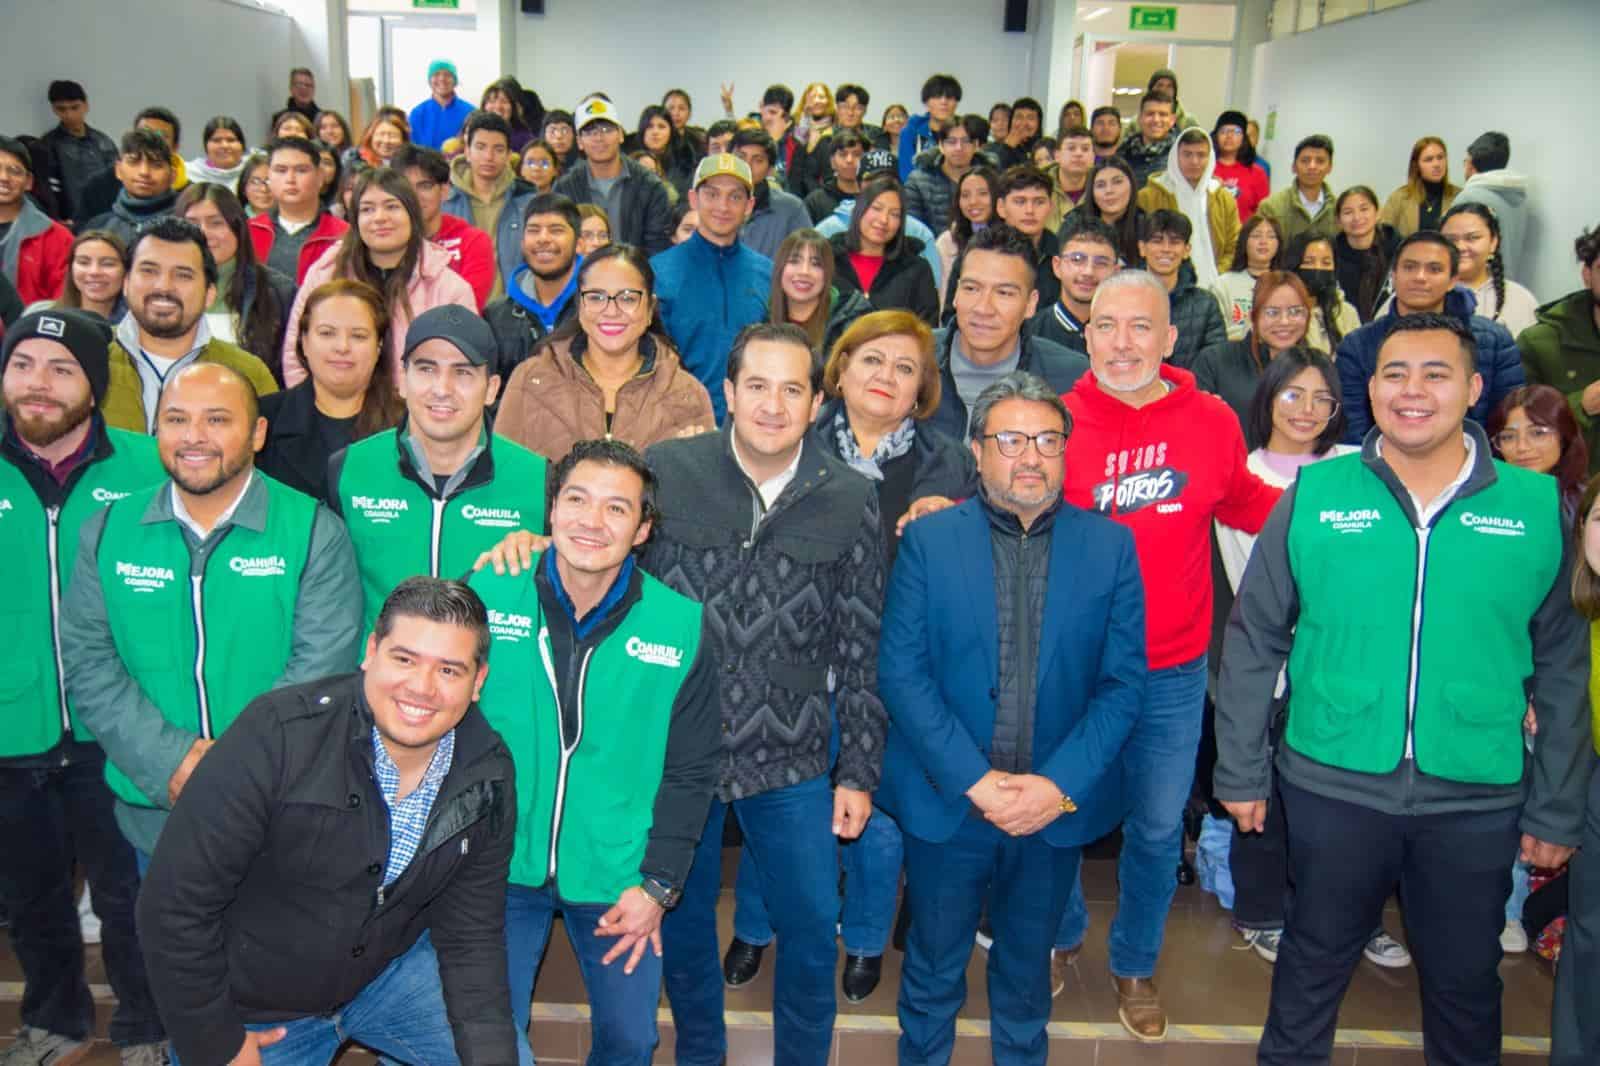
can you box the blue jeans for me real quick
[899,814,1081,1066]
[170,932,458,1066]
[505,883,660,1066]
[661,774,838,1066]
[1056,654,1207,976]
[733,803,905,957]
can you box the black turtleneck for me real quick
[1418,178,1447,233]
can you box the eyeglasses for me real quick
[1493,425,1557,450]
[1275,388,1339,418]
[523,159,553,170]
[1260,306,1309,322]
[579,288,644,312]
[1061,251,1117,271]
[980,430,1067,458]
[246,177,270,190]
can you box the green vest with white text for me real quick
[1284,454,1560,784]
[470,557,703,902]
[0,428,162,756]
[95,475,317,807]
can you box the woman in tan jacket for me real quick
[1377,135,1460,236]
[495,243,714,463]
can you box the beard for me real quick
[133,292,200,340]
[165,446,253,497]
[1094,364,1162,395]
[7,392,95,449]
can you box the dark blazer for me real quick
[876,497,1147,847]
[256,382,354,503]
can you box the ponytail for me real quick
[1487,248,1507,323]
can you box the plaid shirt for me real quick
[371,726,455,888]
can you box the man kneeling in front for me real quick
[137,577,519,1066]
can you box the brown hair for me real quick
[1404,136,1457,201]
[823,310,940,419]
[1486,385,1590,517]
[358,108,410,168]
[1248,271,1314,368]
[1572,474,1600,619]
[60,229,127,311]
[768,230,836,351]
[335,168,425,324]
[294,279,404,440]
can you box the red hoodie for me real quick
[1063,364,1281,669]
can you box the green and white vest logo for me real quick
[351,495,409,523]
[1318,506,1381,533]
[461,504,521,529]
[91,487,132,503]
[114,560,176,592]
[1459,511,1526,537]
[229,554,288,577]
[625,636,684,668]
[489,609,533,642]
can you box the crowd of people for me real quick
[1,55,1599,1066]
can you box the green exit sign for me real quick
[413,0,460,8]
[1130,5,1178,31]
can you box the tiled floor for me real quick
[1,852,1555,1064]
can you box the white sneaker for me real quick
[119,1042,169,1066]
[974,922,993,951]
[1500,919,1529,954]
[1239,927,1283,963]
[78,887,100,946]
[0,1026,92,1066]
[1364,931,1412,968]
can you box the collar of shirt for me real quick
[1296,185,1326,217]
[1376,432,1476,526]
[543,549,636,640]
[953,332,1022,370]
[370,723,455,887]
[372,722,455,805]
[403,425,487,495]
[170,469,254,541]
[731,434,803,511]
[1052,302,1086,335]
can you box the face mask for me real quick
[1297,268,1337,297]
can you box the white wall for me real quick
[1,0,294,150]
[1248,0,1598,301]
[513,0,1038,132]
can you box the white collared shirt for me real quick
[171,470,254,541]
[731,437,803,512]
[1376,433,1476,527]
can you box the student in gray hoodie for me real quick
[1453,131,1531,280]
[731,129,812,262]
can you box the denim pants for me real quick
[899,814,1081,1066]
[1261,781,1519,1066]
[505,883,661,1066]
[1056,654,1207,975]
[733,802,905,957]
[0,757,164,1047]
[1551,764,1600,1066]
[661,774,838,1066]
[170,932,458,1066]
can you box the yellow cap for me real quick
[693,153,753,191]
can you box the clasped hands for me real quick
[967,769,1066,836]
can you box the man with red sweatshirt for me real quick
[1058,269,1280,1042]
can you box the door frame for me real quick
[1074,32,1238,112]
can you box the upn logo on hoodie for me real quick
[1091,442,1189,516]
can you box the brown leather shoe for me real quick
[1112,975,1168,1042]
[1050,945,1079,997]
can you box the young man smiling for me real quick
[1136,210,1229,370]
[443,112,535,302]
[471,439,719,1066]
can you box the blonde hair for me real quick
[823,310,940,420]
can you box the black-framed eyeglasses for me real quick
[579,288,644,312]
[980,430,1067,458]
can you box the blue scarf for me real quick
[507,255,583,331]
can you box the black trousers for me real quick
[1230,771,1289,930]
[1259,780,1518,1066]
[0,755,163,1046]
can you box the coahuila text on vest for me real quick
[115,560,176,591]
[352,495,410,523]
[92,487,132,503]
[626,636,684,668]
[229,554,288,577]
[460,504,522,528]
[1319,507,1381,533]
[1459,511,1527,536]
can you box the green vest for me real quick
[1285,454,1561,785]
[335,430,548,634]
[470,558,703,902]
[0,428,162,757]
[95,475,317,807]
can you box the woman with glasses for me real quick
[518,140,561,195]
[1211,347,1354,965]
[1487,385,1588,523]
[1195,271,1317,431]
[496,244,713,462]
[236,153,274,216]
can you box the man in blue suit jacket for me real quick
[878,372,1147,1066]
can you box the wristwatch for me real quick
[1059,794,1078,814]
[640,876,681,910]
